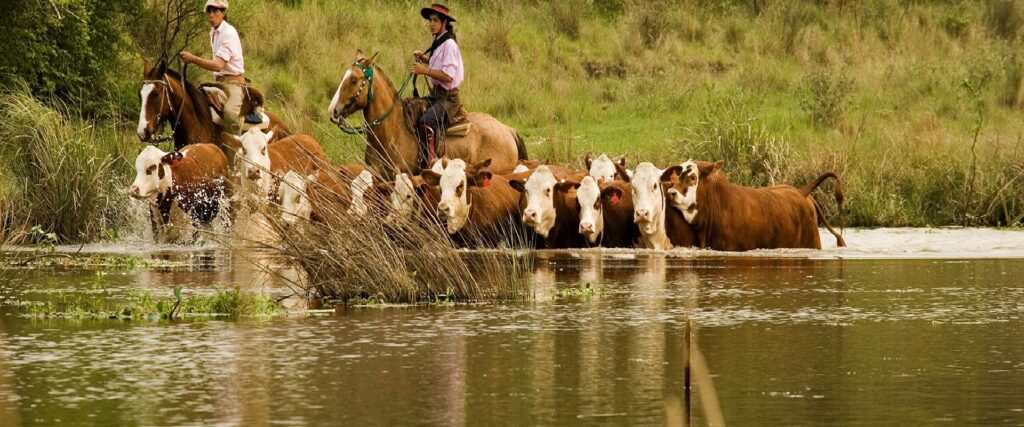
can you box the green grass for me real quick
[11,286,284,320]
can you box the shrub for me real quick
[800,69,853,128]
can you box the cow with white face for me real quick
[585,153,629,183]
[508,165,587,248]
[129,143,228,243]
[630,162,673,250]
[574,176,637,247]
[665,159,701,223]
[279,171,313,225]
[430,159,473,234]
[237,128,274,192]
[389,173,418,221]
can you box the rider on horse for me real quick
[410,3,465,167]
[179,0,247,135]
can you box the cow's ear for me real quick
[469,171,493,187]
[602,186,624,205]
[374,182,392,198]
[660,165,683,183]
[160,151,183,166]
[584,151,594,171]
[614,162,632,183]
[263,129,274,143]
[509,179,526,193]
[617,154,628,167]
[713,160,724,171]
[441,156,450,169]
[555,180,580,193]
[700,160,723,177]
[472,158,492,172]
[421,170,442,187]
[337,167,352,182]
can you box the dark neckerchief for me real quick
[424,31,454,57]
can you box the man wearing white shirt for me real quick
[179,0,246,134]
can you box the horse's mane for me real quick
[162,67,215,127]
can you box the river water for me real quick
[0,228,1022,426]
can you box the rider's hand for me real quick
[410,63,429,75]
[179,51,195,64]
[413,50,427,63]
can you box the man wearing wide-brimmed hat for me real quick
[410,3,464,166]
[179,0,246,134]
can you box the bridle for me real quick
[334,60,413,135]
[142,76,186,144]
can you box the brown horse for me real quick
[136,60,292,158]
[327,51,528,180]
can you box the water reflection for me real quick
[1,255,1023,425]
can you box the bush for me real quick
[800,69,853,128]
[0,88,132,243]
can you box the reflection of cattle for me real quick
[629,163,698,250]
[129,144,228,242]
[422,159,523,247]
[509,165,589,249]
[664,160,846,251]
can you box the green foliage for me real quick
[800,69,853,128]
[0,88,133,243]
[0,0,143,116]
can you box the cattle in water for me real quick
[664,160,846,251]
[508,165,589,249]
[572,176,638,248]
[388,172,442,223]
[629,162,698,250]
[279,164,366,224]
[234,128,330,201]
[421,159,523,247]
[129,144,229,243]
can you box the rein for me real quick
[143,68,189,145]
[335,62,414,135]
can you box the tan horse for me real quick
[327,51,527,180]
[137,60,292,159]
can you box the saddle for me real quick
[199,83,266,124]
[402,98,471,136]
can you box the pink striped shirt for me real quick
[428,35,463,91]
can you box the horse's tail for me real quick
[512,128,528,160]
[801,172,845,247]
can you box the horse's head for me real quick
[327,51,380,123]
[137,60,178,142]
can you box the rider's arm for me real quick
[191,56,228,73]
[423,68,452,84]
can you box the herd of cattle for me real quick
[129,127,847,251]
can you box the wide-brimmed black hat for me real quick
[420,3,456,22]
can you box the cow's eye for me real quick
[261,147,267,155]
[146,165,156,175]
[594,200,601,209]
[544,188,551,197]
[652,184,657,191]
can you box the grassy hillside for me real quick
[229,0,1023,227]
[3,0,1024,242]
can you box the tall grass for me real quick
[0,88,135,243]
[226,146,534,305]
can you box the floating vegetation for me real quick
[5,285,284,320]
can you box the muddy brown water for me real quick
[0,228,1023,426]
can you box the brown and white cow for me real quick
[421,159,523,246]
[573,176,638,247]
[130,144,229,243]
[388,172,442,223]
[508,165,588,249]
[664,160,846,251]
[235,128,330,201]
[584,152,629,182]
[629,162,699,250]
[279,164,366,224]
